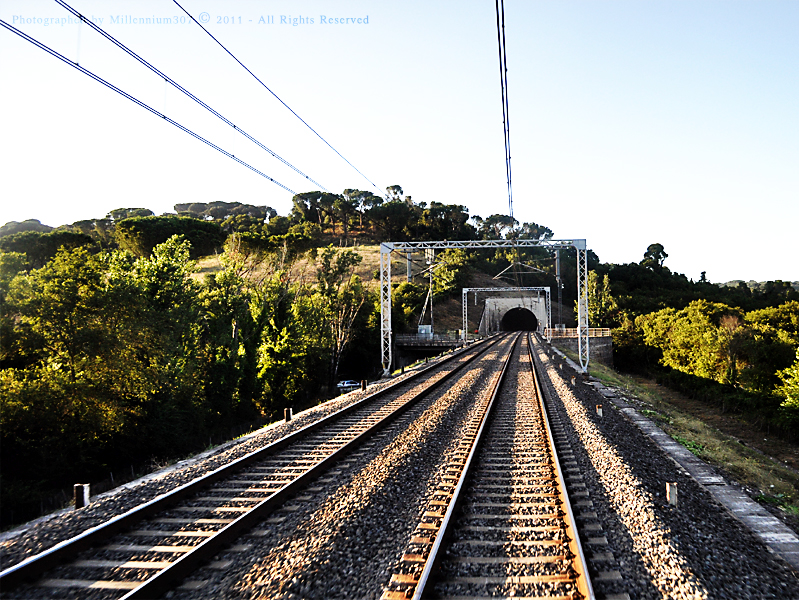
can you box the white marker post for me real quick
[666,482,678,507]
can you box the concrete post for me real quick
[74,484,89,509]
[667,482,678,507]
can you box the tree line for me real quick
[0,187,566,526]
[2,194,796,526]
[0,222,375,526]
[586,243,799,436]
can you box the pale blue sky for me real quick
[1,0,797,282]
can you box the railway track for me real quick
[384,333,594,600]
[4,329,799,599]
[0,335,508,599]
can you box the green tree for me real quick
[0,230,94,269]
[8,247,107,380]
[776,349,799,429]
[316,246,367,387]
[739,301,799,392]
[746,301,799,345]
[367,200,415,240]
[641,243,668,271]
[174,201,274,223]
[359,191,384,230]
[385,185,404,202]
[637,300,744,385]
[68,218,116,248]
[342,189,378,231]
[2,247,136,504]
[107,236,208,454]
[1,253,30,367]
[255,279,326,411]
[417,203,474,240]
[475,214,517,239]
[432,249,470,298]
[221,214,266,234]
[107,208,154,221]
[1,236,212,519]
[391,282,426,333]
[197,267,260,424]
[514,222,554,240]
[334,193,359,242]
[586,271,619,328]
[318,193,338,234]
[291,192,327,228]
[115,215,225,258]
[0,219,53,238]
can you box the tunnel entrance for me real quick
[500,307,538,332]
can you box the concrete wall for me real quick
[478,297,548,335]
[551,336,614,367]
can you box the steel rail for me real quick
[0,336,494,590]
[398,332,594,599]
[409,333,521,600]
[528,332,594,600]
[0,335,504,595]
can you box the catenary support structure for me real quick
[379,239,589,375]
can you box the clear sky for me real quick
[1,0,797,283]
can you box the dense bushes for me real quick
[114,215,226,258]
[0,230,94,268]
[615,299,799,436]
[0,235,378,526]
[776,350,799,429]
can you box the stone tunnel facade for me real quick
[478,297,548,336]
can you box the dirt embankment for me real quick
[630,375,799,471]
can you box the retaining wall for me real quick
[551,335,613,367]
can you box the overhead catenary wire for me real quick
[495,0,521,286]
[0,19,295,194]
[495,0,513,221]
[172,0,383,195]
[54,0,328,192]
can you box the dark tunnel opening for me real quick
[500,307,538,332]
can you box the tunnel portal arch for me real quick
[500,307,538,332]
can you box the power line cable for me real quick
[0,18,295,194]
[172,0,382,195]
[54,0,327,192]
[495,0,513,221]
[495,0,520,286]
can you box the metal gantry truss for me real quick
[462,287,551,342]
[379,239,589,375]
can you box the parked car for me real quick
[336,380,360,391]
